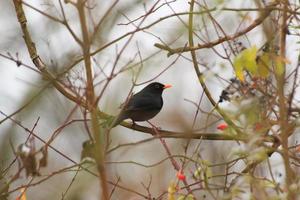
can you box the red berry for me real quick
[217,123,228,131]
[176,171,186,181]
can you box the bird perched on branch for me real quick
[112,82,172,127]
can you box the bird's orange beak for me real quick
[163,84,172,89]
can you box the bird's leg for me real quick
[131,119,137,128]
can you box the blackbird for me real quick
[112,82,172,127]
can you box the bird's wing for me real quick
[125,93,162,111]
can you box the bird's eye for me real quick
[155,84,160,89]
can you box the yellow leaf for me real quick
[177,194,194,200]
[256,53,270,78]
[168,181,176,200]
[233,56,244,81]
[243,46,258,75]
[274,55,290,76]
[233,46,258,81]
[274,56,285,76]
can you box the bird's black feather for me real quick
[112,82,169,127]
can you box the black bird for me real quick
[112,82,172,127]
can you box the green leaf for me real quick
[248,148,268,163]
[261,180,277,189]
[232,149,249,158]
[193,167,201,179]
[200,159,211,166]
[0,176,9,200]
[240,99,261,126]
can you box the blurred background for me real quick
[1,0,299,199]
